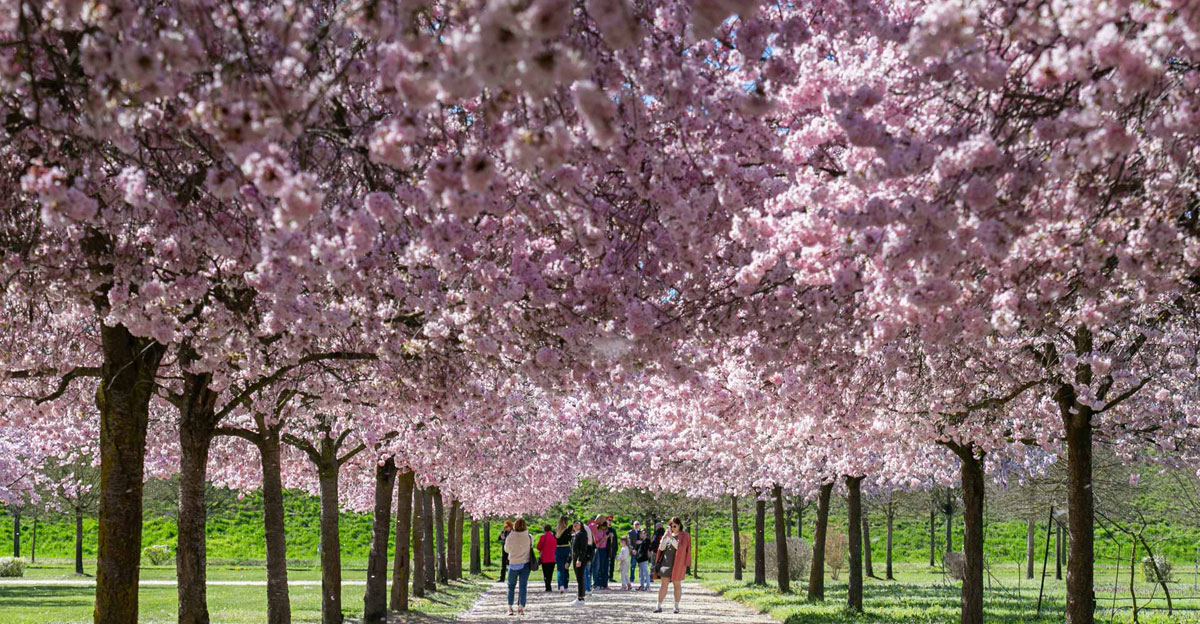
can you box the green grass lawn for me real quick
[700,561,1200,624]
[0,563,491,624]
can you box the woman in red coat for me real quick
[653,516,691,614]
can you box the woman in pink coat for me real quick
[653,516,691,614]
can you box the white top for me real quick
[617,545,631,564]
[504,530,534,565]
[659,534,679,551]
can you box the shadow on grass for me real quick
[0,585,94,609]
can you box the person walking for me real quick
[570,519,592,606]
[653,517,692,614]
[636,528,652,590]
[504,519,535,616]
[537,524,557,592]
[617,536,633,590]
[498,520,514,582]
[554,516,572,592]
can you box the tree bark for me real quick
[955,447,985,624]
[885,508,895,581]
[753,496,766,586]
[469,519,481,575]
[432,487,448,584]
[797,500,803,540]
[863,511,874,578]
[449,500,464,580]
[422,487,436,592]
[945,506,954,555]
[318,462,344,624]
[94,325,165,624]
[1026,517,1036,580]
[772,485,790,593]
[808,482,832,601]
[75,506,85,575]
[258,430,291,624]
[30,514,37,563]
[1059,329,1096,624]
[176,370,219,624]
[731,495,743,581]
[391,470,414,611]
[364,458,397,624]
[1056,521,1063,580]
[846,476,864,613]
[411,485,426,599]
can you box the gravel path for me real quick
[455,581,779,624]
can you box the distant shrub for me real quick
[765,537,813,582]
[944,552,966,581]
[142,544,172,566]
[826,532,848,580]
[1142,555,1173,584]
[0,557,26,577]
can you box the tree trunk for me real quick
[945,507,954,555]
[846,476,864,613]
[1059,330,1096,624]
[753,496,766,586]
[808,482,833,602]
[318,464,344,624]
[957,448,985,624]
[1026,517,1036,580]
[30,514,37,563]
[364,459,397,624]
[865,512,878,579]
[929,508,937,566]
[772,485,790,593]
[391,470,414,611]
[797,501,803,541]
[94,326,165,624]
[432,487,447,584]
[258,431,291,624]
[75,507,85,575]
[692,515,700,577]
[411,485,426,599]
[1056,522,1063,580]
[422,487,436,592]
[449,500,464,580]
[11,507,19,558]
[885,510,895,581]
[731,495,742,581]
[483,521,491,567]
[470,520,481,575]
[176,375,219,624]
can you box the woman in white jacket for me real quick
[504,518,535,615]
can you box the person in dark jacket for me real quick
[627,521,644,585]
[554,516,572,592]
[650,521,665,552]
[569,520,593,605]
[606,520,619,583]
[498,520,514,581]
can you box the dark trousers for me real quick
[541,562,554,591]
[574,562,587,599]
[500,552,509,581]
[609,549,617,581]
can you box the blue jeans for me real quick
[593,548,609,588]
[506,564,531,607]
[584,557,593,592]
[555,547,570,589]
[638,560,650,588]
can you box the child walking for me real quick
[617,536,633,590]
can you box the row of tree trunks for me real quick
[807,482,833,601]
[363,459,398,624]
[391,470,414,611]
[731,495,742,581]
[753,496,766,586]
[771,485,790,593]
[175,365,220,624]
[449,500,464,580]
[863,513,874,579]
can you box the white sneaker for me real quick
[571,599,585,607]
